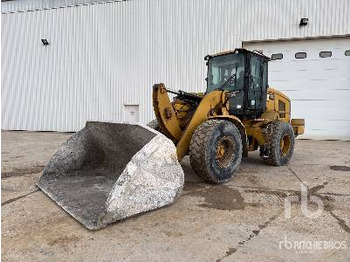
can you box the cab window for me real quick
[250,56,263,90]
[207,53,245,92]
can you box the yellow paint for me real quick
[152,84,182,141]
[152,83,304,161]
[176,90,224,160]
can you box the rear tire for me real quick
[261,121,295,166]
[189,119,242,183]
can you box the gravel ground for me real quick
[1,131,350,262]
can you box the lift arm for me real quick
[152,83,225,161]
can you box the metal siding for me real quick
[2,0,350,131]
[1,0,127,13]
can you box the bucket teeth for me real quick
[37,121,184,230]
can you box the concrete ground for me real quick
[1,131,350,262]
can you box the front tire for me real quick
[189,120,243,183]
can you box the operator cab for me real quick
[205,48,269,119]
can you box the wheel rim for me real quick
[280,134,291,156]
[215,136,235,168]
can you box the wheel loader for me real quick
[151,48,304,183]
[37,48,304,229]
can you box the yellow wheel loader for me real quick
[38,48,304,229]
[151,48,304,182]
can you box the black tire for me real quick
[261,121,295,166]
[146,119,161,132]
[189,119,242,183]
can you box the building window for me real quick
[271,53,283,60]
[319,51,332,58]
[295,52,307,59]
[345,50,350,56]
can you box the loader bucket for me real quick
[37,121,184,230]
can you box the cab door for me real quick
[247,55,267,115]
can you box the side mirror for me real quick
[204,55,211,61]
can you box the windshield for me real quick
[207,53,244,92]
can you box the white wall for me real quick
[2,0,350,131]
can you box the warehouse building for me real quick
[2,0,350,139]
